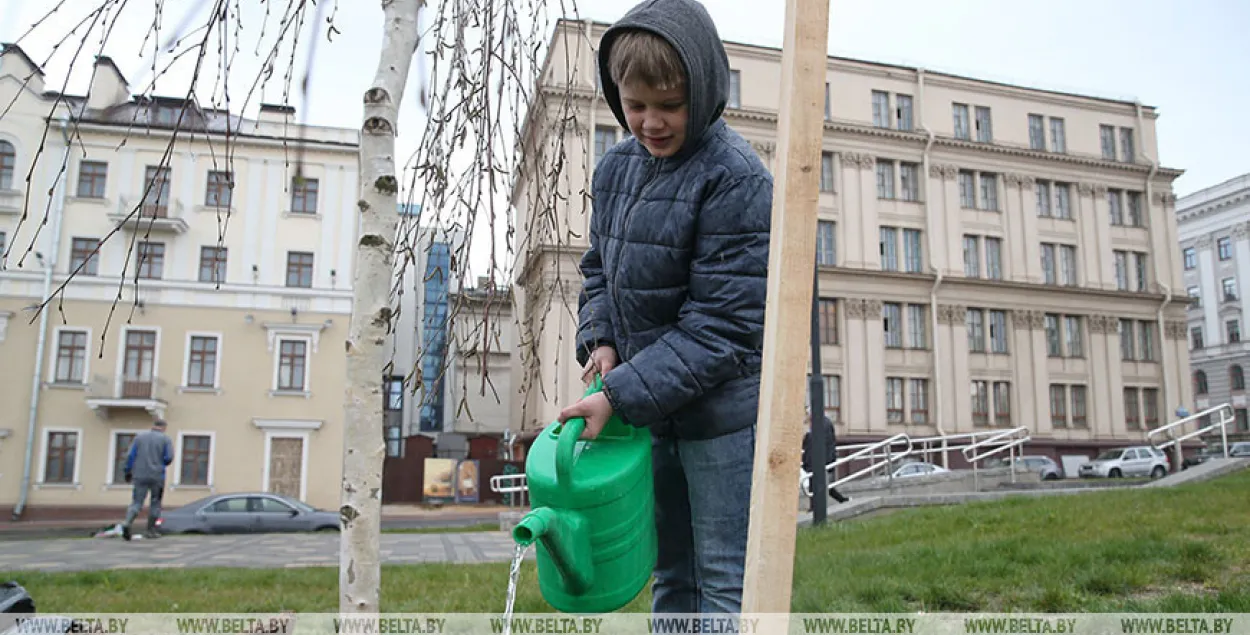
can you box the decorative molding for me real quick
[1165,320,1188,340]
[864,299,883,316]
[1010,309,1040,330]
[750,140,776,156]
[929,164,958,180]
[1088,315,1119,335]
[263,322,327,353]
[840,153,875,169]
[1152,191,1178,205]
[937,304,966,325]
[844,298,867,319]
[1077,183,1096,196]
[1194,235,1214,250]
[1004,173,1022,188]
[1093,184,1108,196]
[1233,223,1249,240]
[251,418,324,431]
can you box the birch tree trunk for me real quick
[340,0,424,614]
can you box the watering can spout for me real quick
[513,507,593,595]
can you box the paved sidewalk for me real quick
[0,531,532,573]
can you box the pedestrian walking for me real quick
[121,419,174,541]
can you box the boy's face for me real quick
[618,79,688,158]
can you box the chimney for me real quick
[258,103,295,124]
[86,56,129,111]
[0,43,46,94]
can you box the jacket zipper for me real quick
[612,156,662,359]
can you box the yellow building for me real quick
[510,20,1192,465]
[0,46,360,517]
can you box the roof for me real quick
[0,42,45,76]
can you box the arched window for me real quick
[1194,370,1209,396]
[1232,365,1245,392]
[0,140,15,190]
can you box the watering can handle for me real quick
[555,375,604,487]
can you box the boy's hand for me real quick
[581,345,618,386]
[557,392,614,440]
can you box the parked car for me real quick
[1078,446,1169,479]
[155,492,340,535]
[890,462,949,479]
[1014,455,1064,480]
[1231,442,1250,457]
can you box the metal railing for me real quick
[1147,403,1236,458]
[489,472,528,507]
[960,426,1032,485]
[800,433,914,497]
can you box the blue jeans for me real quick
[651,424,756,615]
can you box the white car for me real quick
[890,462,949,479]
[1078,446,1169,479]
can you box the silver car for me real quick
[1078,446,1169,479]
[155,492,340,535]
[1014,455,1064,480]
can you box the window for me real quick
[1060,245,1078,286]
[286,252,314,288]
[879,227,898,271]
[277,340,308,391]
[992,381,1011,426]
[974,106,992,142]
[808,374,842,423]
[593,126,616,165]
[820,152,835,192]
[1041,243,1057,285]
[1029,114,1046,150]
[1036,181,1051,216]
[907,304,927,349]
[69,238,100,275]
[1218,237,1232,260]
[886,377,904,423]
[1133,252,1149,291]
[385,424,403,458]
[955,172,975,209]
[1045,314,1062,357]
[205,171,233,207]
[967,309,986,353]
[728,70,741,109]
[1114,251,1129,290]
[0,231,5,255]
[1055,183,1072,219]
[1228,320,1241,344]
[54,330,88,383]
[1050,118,1066,153]
[979,173,998,211]
[899,162,920,202]
[179,434,211,486]
[1065,316,1084,357]
[971,380,989,426]
[142,166,171,215]
[989,310,1009,354]
[963,235,980,277]
[883,302,902,349]
[0,140,14,190]
[186,336,218,388]
[1191,327,1204,350]
[1124,388,1141,430]
[1142,388,1159,429]
[985,238,1003,280]
[872,91,891,128]
[1239,409,1250,432]
[1120,127,1135,163]
[122,330,157,398]
[1138,321,1156,361]
[952,104,971,139]
[77,161,107,198]
[1120,319,1135,360]
[384,376,404,411]
[903,229,923,273]
[43,430,78,484]
[291,176,319,214]
[1127,192,1143,227]
[1194,371,1208,395]
[895,95,914,131]
[199,246,227,284]
[910,379,928,424]
[1231,365,1245,391]
[1223,277,1237,301]
[876,161,895,199]
[137,241,164,279]
[1108,190,1123,226]
[1184,248,1197,270]
[1100,125,1117,160]
[112,432,136,484]
[1071,386,1088,427]
[817,298,838,345]
[1049,385,1067,428]
[816,220,836,266]
[1188,286,1202,308]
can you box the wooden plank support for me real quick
[741,0,832,620]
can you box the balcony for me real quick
[108,198,189,234]
[85,374,169,419]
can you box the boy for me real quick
[556,0,773,615]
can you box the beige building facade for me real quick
[0,46,360,517]
[510,20,1192,464]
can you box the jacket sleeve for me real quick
[575,212,616,369]
[602,172,771,425]
[125,442,137,474]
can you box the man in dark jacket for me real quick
[555,0,772,615]
[803,410,849,504]
[122,419,174,541]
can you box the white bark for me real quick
[340,0,423,614]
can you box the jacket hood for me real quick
[597,0,730,158]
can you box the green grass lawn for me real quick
[4,470,1249,613]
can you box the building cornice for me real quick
[68,121,360,154]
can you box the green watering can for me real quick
[512,376,656,614]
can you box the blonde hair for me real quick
[608,30,685,92]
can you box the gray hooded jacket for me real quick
[125,428,174,482]
[577,0,773,440]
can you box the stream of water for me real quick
[501,542,529,635]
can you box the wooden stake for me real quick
[741,0,832,617]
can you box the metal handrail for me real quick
[1147,403,1236,457]
[960,426,1031,464]
[800,433,914,497]
[489,472,528,493]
